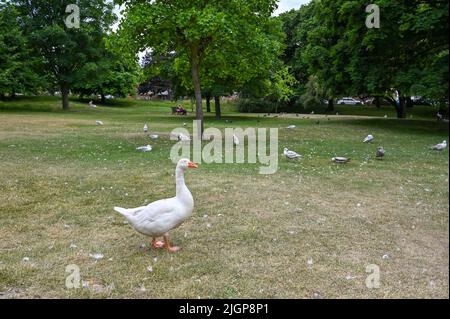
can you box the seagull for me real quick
[376,147,385,160]
[149,134,159,140]
[89,101,97,108]
[286,125,296,129]
[363,134,374,143]
[332,157,351,164]
[431,140,447,151]
[178,133,191,141]
[143,124,148,133]
[95,120,103,126]
[136,145,152,152]
[283,148,302,160]
[233,134,239,146]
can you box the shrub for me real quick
[236,98,277,113]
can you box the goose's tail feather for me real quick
[114,206,128,216]
[114,206,145,216]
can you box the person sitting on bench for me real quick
[176,104,187,115]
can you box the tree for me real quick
[117,0,280,135]
[0,3,42,97]
[13,0,116,109]
[72,46,140,102]
[301,0,448,118]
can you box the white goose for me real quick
[114,159,198,252]
[143,123,148,133]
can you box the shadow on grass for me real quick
[332,118,449,136]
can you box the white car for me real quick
[337,97,363,105]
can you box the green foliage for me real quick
[12,0,116,108]
[72,44,140,99]
[0,3,42,96]
[236,98,276,113]
[299,75,327,109]
[117,0,284,122]
[284,0,448,117]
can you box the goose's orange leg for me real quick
[151,237,165,249]
[163,234,180,253]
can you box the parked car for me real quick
[337,97,363,105]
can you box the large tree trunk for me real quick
[190,44,203,137]
[406,96,413,108]
[396,91,406,118]
[206,93,211,113]
[214,96,221,119]
[326,98,334,112]
[61,82,70,110]
[375,96,381,108]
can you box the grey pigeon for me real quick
[376,147,385,160]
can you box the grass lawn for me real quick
[0,97,448,298]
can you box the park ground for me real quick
[0,97,448,298]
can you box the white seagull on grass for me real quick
[431,140,447,151]
[233,134,240,146]
[178,133,191,142]
[283,148,302,160]
[363,134,374,143]
[136,145,152,152]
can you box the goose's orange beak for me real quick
[188,161,198,169]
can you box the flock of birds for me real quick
[127,121,448,164]
[283,131,386,164]
[110,119,447,253]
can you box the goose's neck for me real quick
[175,167,193,204]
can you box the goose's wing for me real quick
[135,199,177,222]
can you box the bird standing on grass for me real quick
[332,157,351,164]
[95,120,103,126]
[233,134,240,146]
[136,145,152,152]
[431,140,447,151]
[376,147,385,160]
[114,159,198,253]
[143,123,148,133]
[178,133,191,141]
[363,134,374,143]
[283,148,302,160]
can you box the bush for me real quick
[236,98,277,113]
